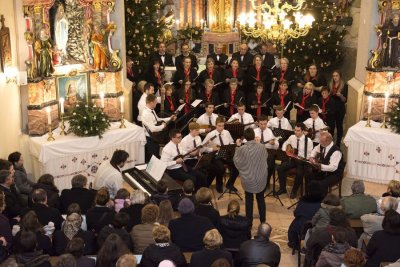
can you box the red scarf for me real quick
[280,69,286,82]
[155,71,161,85]
[256,93,262,117]
[206,92,211,101]
[166,96,175,111]
[230,91,236,115]
[298,94,310,115]
[321,96,330,120]
[279,90,288,107]
[332,84,338,95]
[185,89,190,113]
[208,69,214,79]
[232,68,238,78]
[184,68,190,78]
[256,67,261,81]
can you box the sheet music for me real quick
[191,99,203,107]
[214,82,223,87]
[164,81,174,86]
[146,156,167,182]
[135,164,147,170]
[177,103,185,112]
[294,103,304,110]
[164,66,176,71]
[284,101,292,110]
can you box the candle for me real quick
[59,97,65,114]
[46,106,51,125]
[99,92,105,108]
[120,96,124,113]
[367,96,373,114]
[176,19,180,30]
[384,92,390,113]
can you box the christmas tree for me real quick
[125,0,165,75]
[280,0,347,73]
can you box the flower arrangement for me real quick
[178,26,203,41]
[68,102,111,138]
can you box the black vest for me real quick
[319,144,345,176]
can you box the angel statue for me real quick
[35,29,54,77]
[91,25,108,71]
[160,9,175,42]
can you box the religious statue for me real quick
[381,13,400,68]
[91,25,108,71]
[208,0,233,32]
[55,4,68,60]
[159,9,175,42]
[66,0,86,62]
[35,29,54,77]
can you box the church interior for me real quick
[0,0,400,266]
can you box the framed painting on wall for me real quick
[0,14,12,73]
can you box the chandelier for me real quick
[238,0,315,54]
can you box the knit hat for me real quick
[177,198,194,214]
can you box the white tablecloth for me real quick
[28,121,146,190]
[343,120,400,184]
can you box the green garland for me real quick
[68,102,111,138]
[387,100,400,134]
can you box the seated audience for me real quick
[287,182,324,249]
[158,199,175,226]
[55,253,76,267]
[4,230,52,267]
[52,212,95,256]
[22,188,64,230]
[190,229,233,267]
[116,254,137,267]
[179,179,196,205]
[31,174,60,209]
[97,212,133,251]
[0,169,24,221]
[86,188,115,234]
[60,174,96,214]
[366,209,400,267]
[114,188,131,213]
[13,210,53,255]
[237,223,281,267]
[310,194,341,232]
[8,152,34,206]
[130,203,159,254]
[359,196,398,247]
[97,233,130,267]
[377,179,400,214]
[65,237,96,267]
[220,200,251,249]
[120,189,147,232]
[151,180,172,206]
[343,248,366,267]
[94,150,130,199]
[315,227,351,267]
[169,198,214,252]
[63,203,88,231]
[211,258,232,267]
[0,191,12,251]
[194,187,221,229]
[340,180,377,219]
[140,224,186,267]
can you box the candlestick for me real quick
[120,113,126,128]
[60,113,67,136]
[365,113,371,127]
[47,125,55,141]
[367,96,373,114]
[381,114,387,128]
[100,92,105,109]
[119,96,124,113]
[46,106,51,125]
[59,97,65,114]
[384,92,389,113]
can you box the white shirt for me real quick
[282,134,313,159]
[181,134,203,158]
[161,141,187,170]
[137,93,148,122]
[202,129,234,153]
[267,116,292,131]
[311,142,342,172]
[303,117,326,143]
[254,127,279,149]
[94,160,122,199]
[228,112,255,129]
[142,106,170,137]
[196,113,218,126]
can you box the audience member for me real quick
[86,188,115,234]
[97,212,133,251]
[190,229,233,267]
[8,152,34,206]
[179,179,196,204]
[366,209,400,267]
[211,258,232,267]
[96,233,130,267]
[65,237,96,267]
[219,200,251,249]
[340,180,377,219]
[120,189,147,232]
[311,194,341,232]
[140,225,186,267]
[151,180,171,205]
[0,191,12,250]
[377,179,400,214]
[237,223,281,267]
[343,248,365,267]
[194,187,220,228]
[23,188,64,230]
[13,210,53,256]
[116,254,137,267]
[0,169,24,221]
[158,200,175,226]
[60,174,96,214]
[130,203,159,254]
[31,174,60,209]
[63,203,88,231]
[159,260,178,267]
[55,253,77,267]
[169,198,214,252]
[315,227,351,267]
[52,212,95,255]
[114,188,131,213]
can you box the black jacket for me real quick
[194,204,221,229]
[175,54,199,70]
[237,237,281,267]
[0,184,24,219]
[219,215,251,249]
[225,68,245,85]
[150,53,175,67]
[190,248,233,267]
[366,230,400,267]
[247,65,270,90]
[169,213,214,252]
[86,206,115,234]
[76,256,96,267]
[141,243,187,267]
[22,203,64,230]
[60,187,97,214]
[197,68,225,89]
[120,204,144,232]
[230,52,254,71]
[294,92,317,122]
[97,226,133,251]
[30,183,60,210]
[13,231,53,256]
[207,53,229,67]
[199,90,220,106]
[173,68,198,87]
[272,67,297,91]
[222,89,245,116]
[52,229,95,256]
[247,91,270,116]
[260,52,276,69]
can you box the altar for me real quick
[343,120,400,184]
[28,121,146,190]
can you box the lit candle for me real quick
[120,96,124,113]
[384,92,390,113]
[59,98,64,114]
[367,96,373,114]
[176,19,180,30]
[99,92,105,109]
[46,106,51,125]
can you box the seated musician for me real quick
[254,115,279,189]
[180,122,225,187]
[308,132,345,197]
[227,102,255,129]
[196,102,219,133]
[222,78,245,117]
[137,82,156,124]
[200,79,220,106]
[303,104,327,145]
[160,129,207,189]
[267,105,293,131]
[202,117,239,193]
[277,122,313,199]
[142,94,176,162]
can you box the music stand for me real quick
[216,144,242,200]
[271,128,294,142]
[264,148,287,206]
[194,153,213,169]
[224,123,245,140]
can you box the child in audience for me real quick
[114,189,131,213]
